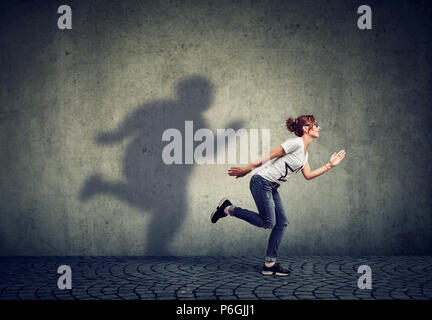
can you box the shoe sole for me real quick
[261,271,290,276]
[210,198,229,223]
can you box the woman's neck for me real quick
[301,135,313,152]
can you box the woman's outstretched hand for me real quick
[228,166,251,179]
[329,149,346,167]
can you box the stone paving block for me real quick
[255,294,278,299]
[276,295,298,300]
[195,296,218,300]
[216,295,239,300]
[235,293,257,299]
[118,296,139,300]
[177,295,196,299]
[156,295,176,300]
[406,296,428,300]
[293,295,316,300]
[138,292,157,298]
[0,295,20,300]
[215,289,234,294]
[336,295,360,300]
[55,295,77,300]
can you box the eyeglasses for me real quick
[305,122,319,128]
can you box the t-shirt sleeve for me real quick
[281,138,300,154]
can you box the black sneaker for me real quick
[262,262,291,276]
[210,198,232,224]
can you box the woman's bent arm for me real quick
[228,145,286,178]
[302,149,346,180]
[301,162,331,180]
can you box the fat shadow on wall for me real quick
[79,75,244,255]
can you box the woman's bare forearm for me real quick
[308,162,332,180]
[242,156,266,173]
[249,154,270,169]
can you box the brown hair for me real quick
[286,114,316,137]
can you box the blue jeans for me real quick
[230,174,288,262]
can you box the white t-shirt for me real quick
[256,137,308,184]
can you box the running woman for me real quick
[210,115,346,276]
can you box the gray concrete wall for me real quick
[1,0,431,256]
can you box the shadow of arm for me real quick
[95,107,149,145]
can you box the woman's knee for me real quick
[275,221,288,230]
[265,221,288,231]
[263,220,276,230]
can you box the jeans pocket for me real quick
[260,179,273,191]
[252,175,273,193]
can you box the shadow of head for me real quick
[176,75,214,112]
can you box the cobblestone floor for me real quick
[0,256,431,300]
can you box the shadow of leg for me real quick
[144,200,186,256]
